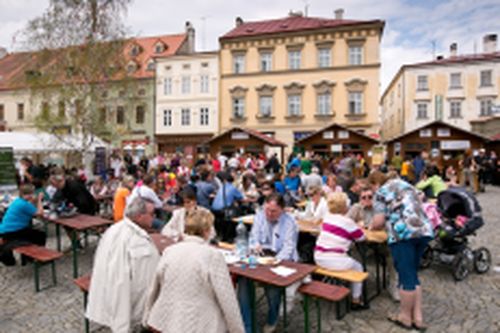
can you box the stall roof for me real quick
[295,122,380,145]
[204,127,286,147]
[384,120,490,143]
[0,132,109,152]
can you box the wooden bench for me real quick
[314,267,370,307]
[74,274,92,333]
[13,245,63,292]
[299,281,350,332]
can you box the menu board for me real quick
[94,147,107,176]
[0,147,17,190]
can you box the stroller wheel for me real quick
[452,253,470,281]
[420,246,433,269]
[473,247,491,274]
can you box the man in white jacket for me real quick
[86,197,160,333]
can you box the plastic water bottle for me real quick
[235,219,248,268]
[248,234,257,269]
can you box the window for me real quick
[58,101,65,118]
[259,96,273,117]
[119,90,126,98]
[480,70,492,87]
[348,92,363,115]
[164,78,172,95]
[101,90,108,98]
[181,108,190,126]
[232,98,245,118]
[450,73,461,88]
[17,103,24,120]
[163,109,172,126]
[155,43,165,54]
[318,48,331,68]
[181,76,191,94]
[317,92,331,115]
[200,75,209,93]
[201,62,209,68]
[480,99,493,116]
[146,61,155,71]
[417,103,428,119]
[116,107,125,124]
[233,54,245,74]
[288,50,301,70]
[348,46,363,65]
[200,107,209,126]
[138,88,146,96]
[417,75,428,91]
[260,52,272,72]
[0,104,4,121]
[41,102,50,118]
[450,101,462,118]
[99,107,106,123]
[130,45,140,57]
[135,106,145,124]
[287,95,301,116]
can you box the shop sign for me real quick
[330,144,342,152]
[419,129,432,137]
[338,130,349,139]
[322,131,334,139]
[437,128,451,137]
[394,142,401,152]
[440,140,470,150]
[231,132,249,140]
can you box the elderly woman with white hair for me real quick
[313,192,366,309]
[144,208,244,333]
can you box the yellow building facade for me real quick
[381,36,500,140]
[219,13,384,153]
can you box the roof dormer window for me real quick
[129,44,141,57]
[127,60,138,74]
[146,59,155,71]
[154,41,167,54]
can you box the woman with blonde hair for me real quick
[298,185,328,224]
[144,208,244,333]
[313,192,366,308]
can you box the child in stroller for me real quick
[420,188,491,281]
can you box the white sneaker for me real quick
[263,324,277,333]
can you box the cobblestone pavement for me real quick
[1,187,500,333]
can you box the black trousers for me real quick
[212,210,237,243]
[0,228,46,266]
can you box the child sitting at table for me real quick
[314,192,366,309]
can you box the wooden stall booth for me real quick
[294,123,380,166]
[385,120,489,170]
[204,127,286,162]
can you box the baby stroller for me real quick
[420,188,491,281]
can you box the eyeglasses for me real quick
[361,195,373,200]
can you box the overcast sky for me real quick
[1,0,499,92]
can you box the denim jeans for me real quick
[237,277,282,333]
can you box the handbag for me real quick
[222,182,240,221]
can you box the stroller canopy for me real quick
[437,188,484,235]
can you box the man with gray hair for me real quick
[86,197,160,333]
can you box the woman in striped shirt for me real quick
[314,192,366,307]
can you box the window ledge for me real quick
[449,86,463,90]
[256,114,275,120]
[449,116,463,119]
[314,113,335,119]
[416,117,429,120]
[285,114,304,120]
[231,116,247,122]
[416,88,429,92]
[479,84,493,88]
[345,113,367,119]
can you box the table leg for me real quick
[71,230,79,279]
[83,292,90,333]
[56,224,61,252]
[316,299,321,333]
[249,280,256,333]
[282,288,287,332]
[303,294,310,333]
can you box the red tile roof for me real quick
[406,52,500,68]
[295,122,380,145]
[220,15,383,40]
[0,33,187,91]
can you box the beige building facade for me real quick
[219,12,384,153]
[381,35,500,140]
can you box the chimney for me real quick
[436,55,444,60]
[334,8,344,20]
[235,17,243,27]
[185,21,195,53]
[483,34,497,53]
[0,47,7,60]
[288,10,303,17]
[450,43,457,57]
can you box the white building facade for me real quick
[155,52,218,155]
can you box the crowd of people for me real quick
[1,148,497,333]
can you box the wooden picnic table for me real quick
[44,214,113,278]
[229,260,316,333]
